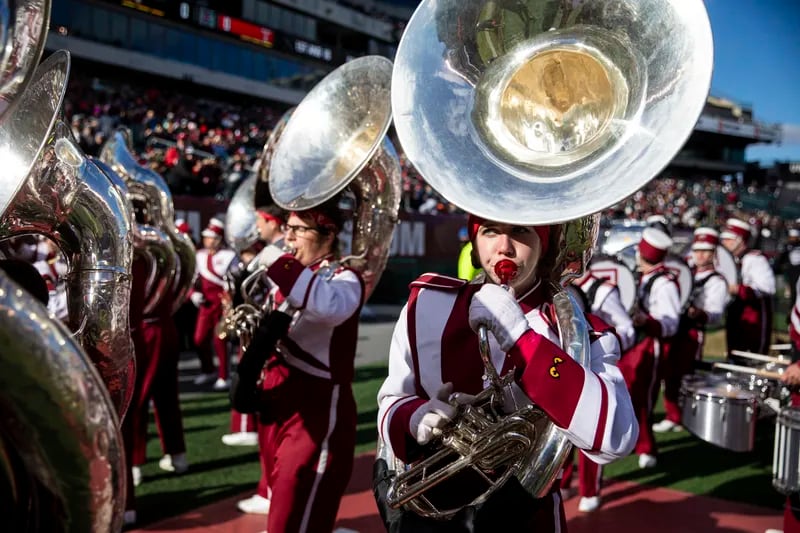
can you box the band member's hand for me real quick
[468,284,530,352]
[781,363,800,387]
[190,292,205,307]
[728,282,740,296]
[255,244,287,269]
[409,382,457,445]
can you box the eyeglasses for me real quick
[281,223,317,237]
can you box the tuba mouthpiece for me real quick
[494,260,518,286]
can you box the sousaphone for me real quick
[385,0,713,518]
[269,55,402,299]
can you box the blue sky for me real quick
[704,0,800,164]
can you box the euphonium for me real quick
[0,270,125,532]
[382,0,713,518]
[99,128,196,314]
[0,50,135,419]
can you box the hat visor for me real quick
[201,230,221,238]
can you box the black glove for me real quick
[229,310,292,413]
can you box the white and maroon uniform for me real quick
[661,267,728,425]
[618,265,680,457]
[377,274,637,530]
[726,250,776,355]
[33,257,68,321]
[562,272,635,499]
[192,247,236,379]
[257,253,363,533]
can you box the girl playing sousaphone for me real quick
[376,216,637,530]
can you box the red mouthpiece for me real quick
[494,260,518,285]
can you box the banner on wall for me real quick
[173,195,467,259]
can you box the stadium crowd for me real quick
[63,70,796,244]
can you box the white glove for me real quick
[190,292,205,307]
[255,244,287,269]
[468,284,530,352]
[409,382,457,445]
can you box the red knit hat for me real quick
[201,217,225,238]
[691,227,718,251]
[638,227,672,264]
[467,214,551,256]
[720,218,750,241]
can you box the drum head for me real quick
[714,245,738,288]
[664,255,693,309]
[588,256,636,312]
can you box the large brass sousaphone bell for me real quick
[269,56,402,298]
[385,0,713,519]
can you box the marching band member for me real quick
[190,217,237,389]
[376,215,637,531]
[561,269,635,512]
[720,217,776,355]
[654,227,729,434]
[31,238,68,321]
[237,197,364,532]
[768,279,800,533]
[227,207,289,514]
[619,227,680,469]
[255,204,287,247]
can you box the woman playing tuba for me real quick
[376,0,713,527]
[375,217,638,530]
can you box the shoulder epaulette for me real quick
[409,273,467,291]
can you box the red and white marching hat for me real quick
[691,227,719,251]
[638,227,672,264]
[175,218,191,235]
[201,217,225,238]
[720,218,750,241]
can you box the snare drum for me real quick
[773,407,800,494]
[680,374,758,452]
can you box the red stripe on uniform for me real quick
[591,375,609,452]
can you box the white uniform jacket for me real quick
[377,274,638,466]
[575,274,636,351]
[265,254,364,383]
[692,268,729,327]
[195,248,237,289]
[637,265,681,339]
[739,250,776,298]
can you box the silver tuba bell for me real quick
[0,50,136,419]
[0,272,126,532]
[99,129,180,315]
[383,0,713,518]
[269,55,402,299]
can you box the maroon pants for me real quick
[258,363,356,533]
[148,317,186,458]
[130,318,186,465]
[560,450,602,498]
[661,328,702,424]
[618,337,662,456]
[231,348,257,433]
[123,324,152,511]
[193,303,228,379]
